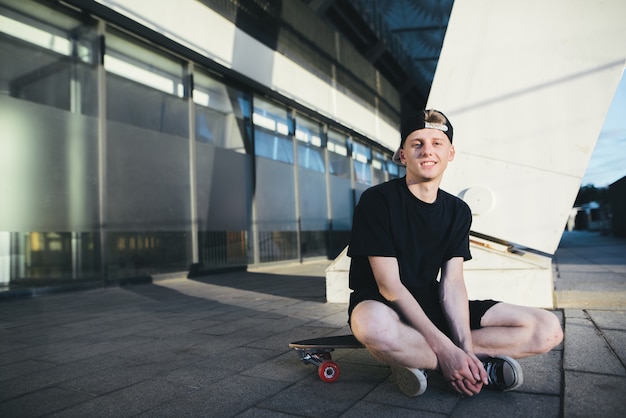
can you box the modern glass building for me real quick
[0,0,410,290]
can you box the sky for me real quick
[581,70,626,188]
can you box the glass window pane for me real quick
[295,114,325,173]
[194,70,249,153]
[0,3,98,115]
[0,2,101,285]
[253,96,293,163]
[387,160,401,178]
[105,30,188,138]
[372,150,385,184]
[327,129,350,177]
[352,140,372,185]
[104,32,191,277]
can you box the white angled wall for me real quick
[430,0,626,254]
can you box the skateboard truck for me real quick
[295,348,340,383]
[288,334,363,383]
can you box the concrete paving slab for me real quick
[236,408,303,418]
[0,358,57,381]
[0,386,94,418]
[364,374,461,415]
[341,400,444,418]
[449,391,560,418]
[138,375,291,417]
[564,315,626,376]
[563,371,626,418]
[257,364,389,417]
[586,310,626,329]
[0,355,131,402]
[517,350,562,395]
[603,330,626,366]
[50,378,198,418]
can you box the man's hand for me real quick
[437,345,488,396]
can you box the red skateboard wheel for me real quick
[318,360,340,383]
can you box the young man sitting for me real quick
[347,110,563,397]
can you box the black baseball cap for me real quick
[392,109,454,165]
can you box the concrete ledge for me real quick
[325,246,352,303]
[325,243,555,308]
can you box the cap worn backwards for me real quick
[392,110,453,165]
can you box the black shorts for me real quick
[348,289,499,336]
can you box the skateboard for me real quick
[288,334,364,383]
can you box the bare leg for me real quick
[471,303,563,358]
[350,300,438,370]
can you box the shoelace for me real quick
[483,361,502,386]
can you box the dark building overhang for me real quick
[308,0,453,118]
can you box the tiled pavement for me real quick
[0,231,624,417]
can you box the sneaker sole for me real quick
[392,366,427,397]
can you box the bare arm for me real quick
[439,257,473,351]
[369,255,487,395]
[440,257,489,388]
[369,256,455,357]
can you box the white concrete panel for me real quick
[431,0,626,253]
[325,247,351,304]
[338,93,400,151]
[267,51,400,150]
[232,29,277,88]
[96,0,236,68]
[267,53,400,150]
[464,245,554,308]
[378,117,400,151]
[464,269,554,308]
[443,154,583,254]
[334,90,377,138]
[270,52,333,114]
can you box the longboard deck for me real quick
[289,334,363,350]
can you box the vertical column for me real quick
[70,35,82,279]
[0,232,9,285]
[290,110,302,262]
[97,23,107,281]
[187,62,199,264]
[323,125,333,257]
[250,98,260,265]
[349,136,356,209]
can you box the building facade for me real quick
[0,0,407,289]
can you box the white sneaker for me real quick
[392,365,428,396]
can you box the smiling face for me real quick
[399,128,455,184]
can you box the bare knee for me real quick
[351,301,437,369]
[481,303,563,356]
[351,301,402,352]
[531,310,563,354]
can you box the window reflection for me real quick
[372,149,386,184]
[327,129,350,178]
[193,70,248,152]
[253,97,293,164]
[105,30,188,137]
[352,140,372,185]
[0,5,98,114]
[295,115,325,173]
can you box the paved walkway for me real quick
[0,231,625,417]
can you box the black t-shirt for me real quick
[348,177,472,317]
